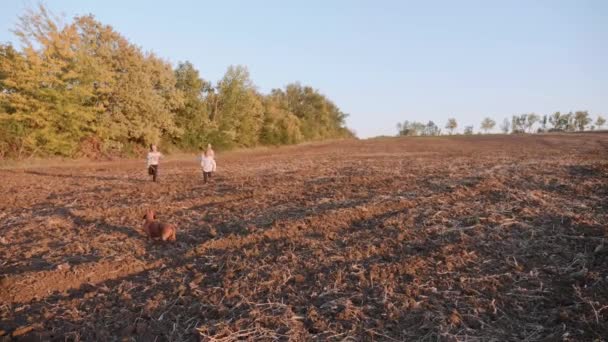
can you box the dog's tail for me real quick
[169,224,177,242]
[169,226,177,241]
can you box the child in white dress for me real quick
[200,150,216,183]
[146,144,163,182]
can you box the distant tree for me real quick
[464,126,474,135]
[511,115,526,133]
[480,117,496,133]
[445,118,457,135]
[564,112,576,131]
[525,113,540,133]
[549,112,562,131]
[549,112,569,131]
[413,122,426,135]
[397,121,413,136]
[596,115,606,130]
[423,121,441,136]
[500,118,510,134]
[574,111,591,131]
[511,115,518,132]
[539,114,548,132]
[398,121,429,136]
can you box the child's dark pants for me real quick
[148,165,158,182]
[203,171,212,183]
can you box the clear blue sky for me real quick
[1,0,607,137]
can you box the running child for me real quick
[200,150,216,183]
[146,144,163,182]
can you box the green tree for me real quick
[214,65,264,148]
[0,6,184,157]
[0,5,353,159]
[283,83,350,141]
[173,61,213,150]
[0,7,108,157]
[0,43,31,158]
[260,94,302,145]
[74,15,183,153]
[464,126,474,135]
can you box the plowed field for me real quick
[1,134,607,341]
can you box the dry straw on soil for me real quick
[0,134,607,341]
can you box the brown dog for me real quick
[142,210,176,242]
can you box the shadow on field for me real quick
[0,255,203,340]
[1,206,143,278]
[1,254,102,277]
[567,164,601,178]
[209,197,374,236]
[0,169,149,184]
[1,192,391,339]
[52,206,142,239]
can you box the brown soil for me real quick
[1,134,607,341]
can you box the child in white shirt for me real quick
[200,150,216,183]
[146,144,163,182]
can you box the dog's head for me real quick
[143,210,156,221]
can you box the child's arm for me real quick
[212,160,217,172]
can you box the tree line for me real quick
[397,111,605,136]
[0,6,353,159]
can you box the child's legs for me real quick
[151,165,158,182]
[203,171,209,183]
